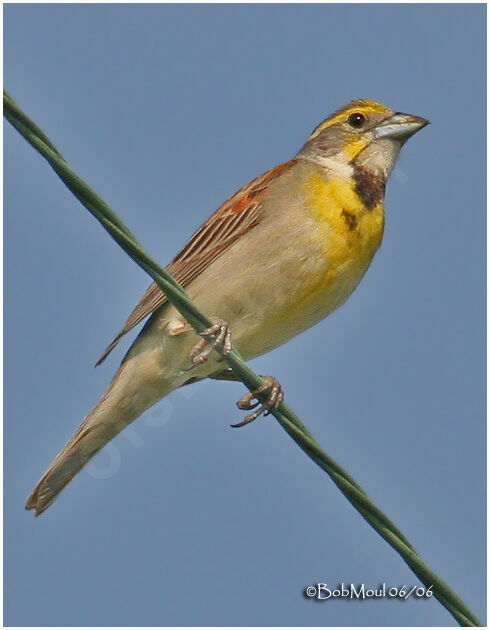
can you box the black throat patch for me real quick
[353,165,386,210]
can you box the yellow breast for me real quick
[306,170,384,262]
[283,169,385,321]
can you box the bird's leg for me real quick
[210,370,284,427]
[232,376,284,428]
[188,317,232,366]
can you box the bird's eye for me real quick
[347,112,366,128]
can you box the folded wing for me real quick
[96,160,296,366]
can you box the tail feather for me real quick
[26,420,125,516]
[26,357,173,516]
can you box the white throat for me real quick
[300,154,354,179]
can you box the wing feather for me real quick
[95,160,296,366]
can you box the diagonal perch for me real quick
[3,90,482,627]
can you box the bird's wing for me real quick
[95,160,296,365]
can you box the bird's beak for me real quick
[374,112,429,142]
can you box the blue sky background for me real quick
[4,4,485,627]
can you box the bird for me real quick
[26,99,428,515]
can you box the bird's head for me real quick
[298,100,428,179]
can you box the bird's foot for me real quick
[232,376,284,428]
[188,317,232,367]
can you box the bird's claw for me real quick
[187,318,232,370]
[231,376,284,428]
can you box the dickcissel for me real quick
[26,99,428,515]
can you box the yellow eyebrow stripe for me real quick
[309,100,390,139]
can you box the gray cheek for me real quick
[310,126,350,157]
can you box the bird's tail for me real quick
[26,356,173,516]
